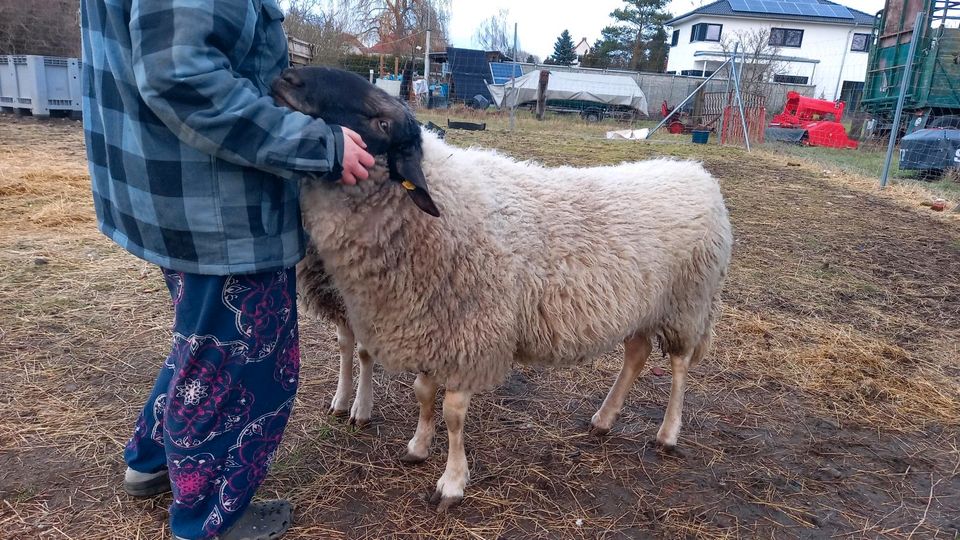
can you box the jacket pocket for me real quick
[255,0,290,89]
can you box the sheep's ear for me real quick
[392,151,440,218]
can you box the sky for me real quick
[446,0,887,59]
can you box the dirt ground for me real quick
[1,113,958,539]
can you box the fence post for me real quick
[880,12,924,189]
[731,42,751,152]
[536,70,550,120]
[717,54,733,145]
[510,23,518,131]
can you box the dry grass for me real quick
[1,113,959,539]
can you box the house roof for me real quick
[666,0,876,27]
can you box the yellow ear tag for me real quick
[401,180,416,191]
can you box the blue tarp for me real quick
[446,47,492,103]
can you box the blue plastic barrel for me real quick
[692,130,710,144]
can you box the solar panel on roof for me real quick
[489,63,523,85]
[828,5,853,17]
[764,2,786,14]
[727,0,853,18]
[820,4,836,14]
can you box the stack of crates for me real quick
[0,55,82,118]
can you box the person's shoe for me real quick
[123,467,171,497]
[174,500,294,540]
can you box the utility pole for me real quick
[510,22,518,131]
[424,8,431,108]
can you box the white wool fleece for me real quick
[300,132,733,393]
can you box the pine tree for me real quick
[549,29,577,66]
[585,0,671,71]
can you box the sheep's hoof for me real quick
[328,407,349,418]
[588,423,611,437]
[429,491,463,513]
[654,441,687,458]
[399,451,429,465]
[349,415,370,428]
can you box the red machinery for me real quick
[662,100,715,134]
[765,91,859,149]
[662,100,692,134]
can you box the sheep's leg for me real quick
[590,334,653,436]
[429,389,472,512]
[400,373,438,464]
[656,350,694,450]
[349,345,374,426]
[329,323,355,416]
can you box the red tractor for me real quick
[766,91,859,149]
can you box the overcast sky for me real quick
[447,0,886,59]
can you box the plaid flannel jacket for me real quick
[81,0,344,275]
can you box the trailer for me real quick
[486,70,649,122]
[860,0,960,137]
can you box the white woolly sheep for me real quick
[296,249,374,425]
[274,67,733,511]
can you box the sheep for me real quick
[296,249,373,425]
[273,66,733,511]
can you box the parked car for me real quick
[899,115,960,176]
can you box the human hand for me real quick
[339,127,375,185]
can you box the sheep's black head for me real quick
[272,66,439,217]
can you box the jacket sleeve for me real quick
[129,0,343,181]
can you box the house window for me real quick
[769,28,804,48]
[671,29,680,47]
[690,23,722,43]
[774,74,809,84]
[851,33,871,52]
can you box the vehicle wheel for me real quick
[582,110,601,123]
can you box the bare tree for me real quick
[0,0,80,57]
[284,0,359,60]
[721,28,786,95]
[351,0,450,55]
[473,10,510,54]
[518,51,540,64]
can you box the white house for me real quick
[665,0,876,101]
[573,37,591,66]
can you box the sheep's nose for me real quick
[281,69,304,88]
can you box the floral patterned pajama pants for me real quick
[124,267,301,540]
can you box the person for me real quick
[79,1,374,538]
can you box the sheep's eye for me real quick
[378,120,390,132]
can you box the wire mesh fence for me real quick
[0,0,956,192]
[301,44,817,135]
[286,3,958,192]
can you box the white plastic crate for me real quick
[0,55,82,117]
[0,56,16,108]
